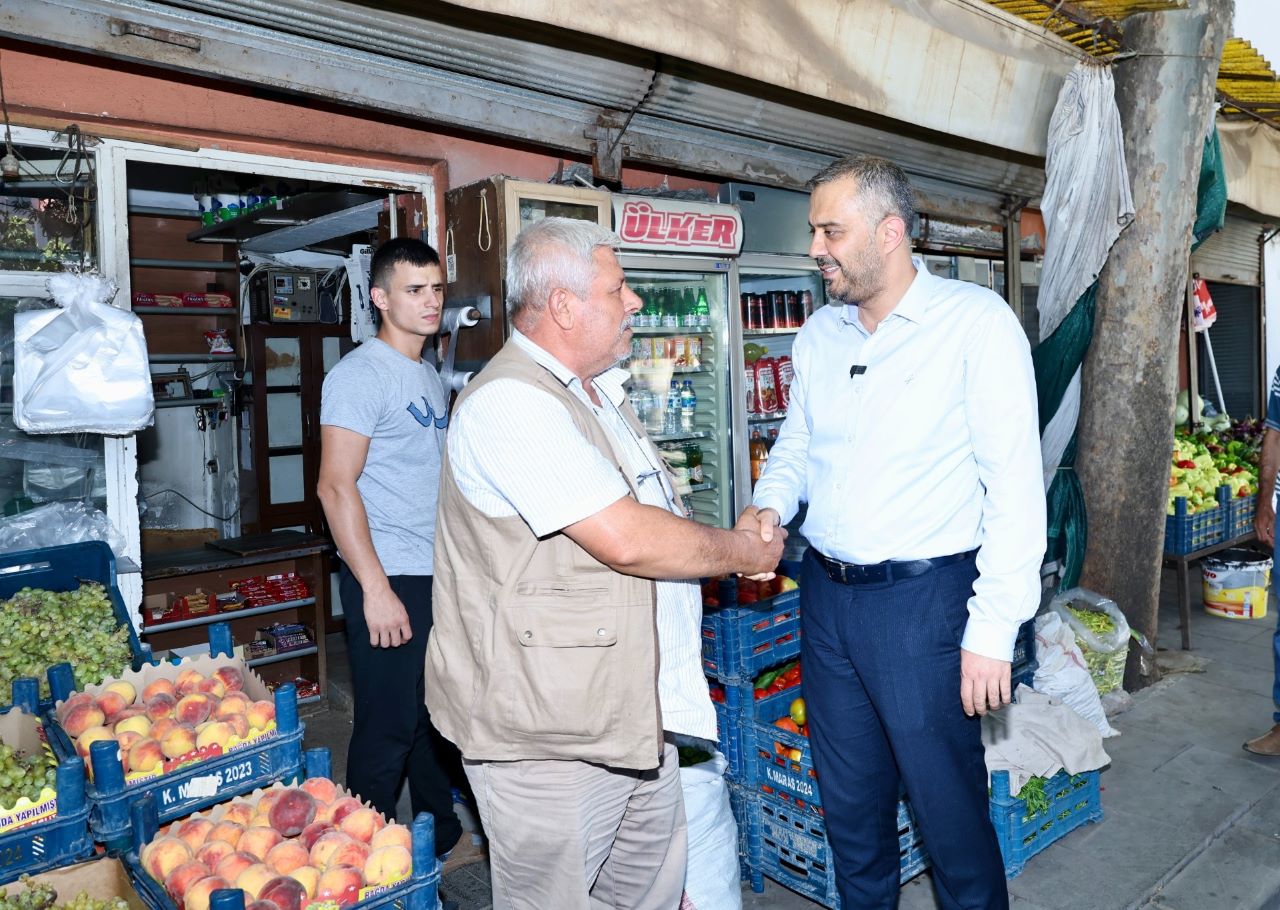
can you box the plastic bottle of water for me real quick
[680,379,697,433]
[664,380,680,435]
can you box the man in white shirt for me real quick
[426,217,783,910]
[751,156,1045,908]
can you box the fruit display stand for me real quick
[1,851,152,910]
[0,541,146,715]
[0,692,94,885]
[123,748,440,910]
[46,630,304,852]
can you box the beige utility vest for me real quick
[425,342,663,771]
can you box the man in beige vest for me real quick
[425,217,784,909]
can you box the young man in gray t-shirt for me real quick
[318,238,461,857]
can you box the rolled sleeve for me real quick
[448,380,630,537]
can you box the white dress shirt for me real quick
[752,262,1046,661]
[448,331,718,741]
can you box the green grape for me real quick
[0,584,131,705]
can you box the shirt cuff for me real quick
[751,494,794,527]
[960,612,1020,662]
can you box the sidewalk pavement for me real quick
[304,564,1280,909]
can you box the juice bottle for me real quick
[756,357,780,415]
[749,430,769,483]
[745,365,759,415]
[775,355,794,411]
[685,442,704,484]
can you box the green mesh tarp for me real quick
[1192,128,1227,252]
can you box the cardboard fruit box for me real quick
[45,648,304,852]
[1,854,150,910]
[0,707,59,834]
[128,762,437,910]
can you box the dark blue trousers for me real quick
[800,549,1008,910]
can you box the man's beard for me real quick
[819,239,885,306]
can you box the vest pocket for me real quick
[504,599,619,738]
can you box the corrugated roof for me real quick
[985,1,1280,129]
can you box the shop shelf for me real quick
[650,430,712,443]
[0,542,145,715]
[1164,494,1226,555]
[739,788,928,907]
[743,328,801,336]
[133,306,237,315]
[147,353,240,364]
[123,749,440,910]
[630,326,713,335]
[702,588,801,681]
[246,645,318,668]
[990,769,1102,877]
[0,709,94,885]
[131,258,237,271]
[748,412,787,423]
[141,598,316,634]
[154,398,229,410]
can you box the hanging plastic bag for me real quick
[12,273,154,435]
[0,501,127,557]
[676,741,741,910]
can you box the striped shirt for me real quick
[447,331,717,741]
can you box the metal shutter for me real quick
[1192,217,1264,286]
[1198,282,1262,420]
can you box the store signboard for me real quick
[612,197,743,255]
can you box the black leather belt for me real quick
[810,548,977,586]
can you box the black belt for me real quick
[810,548,977,586]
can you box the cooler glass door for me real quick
[618,254,733,530]
[731,254,827,518]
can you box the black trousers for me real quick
[340,564,463,856]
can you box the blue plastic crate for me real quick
[46,624,306,851]
[709,662,803,782]
[1225,488,1257,541]
[750,719,820,808]
[125,749,440,910]
[989,768,1102,877]
[1164,495,1225,555]
[739,789,928,907]
[702,589,802,681]
[0,542,146,713]
[0,703,94,885]
[727,783,757,890]
[1011,618,1037,690]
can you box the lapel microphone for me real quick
[849,365,867,378]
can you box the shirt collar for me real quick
[510,330,629,407]
[839,256,932,332]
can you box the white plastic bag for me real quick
[1049,587,1130,654]
[0,501,126,557]
[12,274,154,434]
[679,749,741,910]
[1032,612,1119,738]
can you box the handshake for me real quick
[733,505,787,580]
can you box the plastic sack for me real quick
[1049,588,1130,653]
[0,501,126,558]
[678,747,741,910]
[1032,612,1119,738]
[12,273,155,435]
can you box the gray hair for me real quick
[505,217,623,319]
[807,156,918,236]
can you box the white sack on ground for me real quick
[679,750,741,910]
[1032,611,1120,738]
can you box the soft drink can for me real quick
[769,292,787,329]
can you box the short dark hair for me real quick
[807,156,917,236]
[369,238,441,291]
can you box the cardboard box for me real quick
[1,855,149,910]
[0,708,57,834]
[56,655,279,785]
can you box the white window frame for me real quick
[6,126,438,627]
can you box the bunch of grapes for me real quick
[0,583,133,704]
[0,742,57,810]
[0,879,128,910]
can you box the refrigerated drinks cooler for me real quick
[613,196,744,531]
[720,183,828,518]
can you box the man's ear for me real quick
[371,285,389,313]
[879,215,909,256]
[546,287,575,330]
